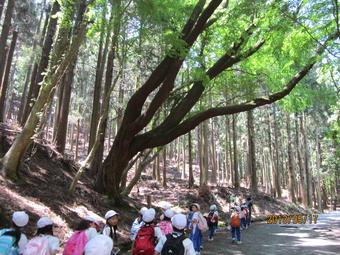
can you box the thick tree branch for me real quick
[139,37,265,138]
[133,61,315,150]
[120,0,223,134]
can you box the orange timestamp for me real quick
[266,214,319,224]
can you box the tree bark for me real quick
[210,117,217,184]
[286,114,297,203]
[301,112,312,207]
[247,110,257,192]
[21,1,60,124]
[88,7,108,152]
[232,114,239,188]
[273,105,282,197]
[0,0,15,88]
[0,31,18,122]
[162,147,167,188]
[0,0,5,21]
[188,131,194,188]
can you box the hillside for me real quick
[0,123,310,252]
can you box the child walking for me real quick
[154,214,196,255]
[207,204,218,241]
[63,216,99,255]
[188,203,203,255]
[229,206,241,244]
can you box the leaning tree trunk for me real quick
[0,4,90,180]
[0,31,18,122]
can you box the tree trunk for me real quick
[182,136,187,178]
[294,114,308,207]
[232,114,239,188]
[21,1,60,124]
[121,149,161,196]
[90,1,121,176]
[53,62,74,153]
[88,7,107,152]
[286,114,297,203]
[0,0,15,88]
[162,147,167,188]
[0,0,5,20]
[301,112,312,207]
[316,133,323,212]
[188,131,194,188]
[0,31,18,121]
[210,118,217,184]
[199,121,209,186]
[247,110,257,192]
[0,5,89,179]
[273,105,282,197]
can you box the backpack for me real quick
[161,234,185,255]
[63,231,87,255]
[0,229,19,255]
[197,213,208,232]
[244,208,249,217]
[157,222,173,235]
[231,213,241,227]
[23,236,50,255]
[132,225,155,255]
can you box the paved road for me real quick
[203,211,340,255]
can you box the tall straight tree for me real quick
[247,110,257,191]
[0,0,15,100]
[0,0,93,179]
[0,31,18,121]
[53,1,88,153]
[21,1,60,124]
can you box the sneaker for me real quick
[211,237,214,241]
[196,252,201,255]
[237,241,242,244]
[232,239,236,243]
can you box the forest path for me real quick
[202,211,340,255]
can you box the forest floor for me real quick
[1,123,335,254]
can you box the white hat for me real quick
[84,234,113,255]
[142,209,155,223]
[149,208,156,216]
[139,207,148,215]
[37,217,53,229]
[105,210,118,220]
[191,203,200,210]
[210,204,217,211]
[12,211,29,227]
[171,214,187,230]
[234,206,241,212]
[84,216,99,225]
[164,209,174,218]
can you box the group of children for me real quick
[228,197,255,244]
[0,210,119,255]
[0,197,254,255]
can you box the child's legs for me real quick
[192,228,202,251]
[236,227,241,241]
[208,226,214,239]
[231,227,236,239]
[241,218,245,228]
